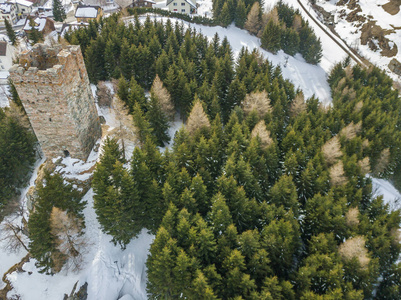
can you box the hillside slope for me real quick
[315,0,401,82]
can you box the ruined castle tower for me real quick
[9,43,101,161]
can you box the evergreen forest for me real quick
[28,172,86,274]
[62,14,401,299]
[213,0,322,64]
[0,99,36,216]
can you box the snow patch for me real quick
[372,178,401,211]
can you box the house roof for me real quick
[14,0,33,7]
[0,42,7,56]
[0,3,13,14]
[166,0,195,8]
[23,17,47,31]
[75,5,99,18]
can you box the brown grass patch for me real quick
[361,21,397,57]
[382,0,401,15]
[346,7,365,23]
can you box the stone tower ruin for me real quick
[9,43,101,161]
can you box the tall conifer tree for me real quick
[4,18,17,46]
[147,93,171,147]
[235,0,247,29]
[53,0,66,22]
[261,20,282,54]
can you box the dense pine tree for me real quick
[28,172,85,273]
[53,0,66,22]
[261,19,282,54]
[27,18,43,45]
[299,25,322,65]
[235,0,247,29]
[67,16,401,299]
[147,92,171,146]
[132,102,153,146]
[4,18,17,46]
[92,138,142,247]
[0,105,35,211]
[219,2,232,27]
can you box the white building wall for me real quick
[0,4,17,25]
[15,3,33,17]
[167,0,193,14]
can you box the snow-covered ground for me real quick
[0,85,10,108]
[372,178,401,211]
[43,0,76,13]
[161,113,184,151]
[7,187,154,300]
[0,154,45,289]
[266,0,351,71]
[197,0,213,18]
[2,87,155,300]
[317,0,401,82]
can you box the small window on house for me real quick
[49,117,52,121]
[1,66,4,70]
[181,2,185,5]
[173,8,177,11]
[22,9,25,12]
[181,8,185,12]
[64,150,70,157]
[173,2,177,5]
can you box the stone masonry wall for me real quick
[9,44,101,161]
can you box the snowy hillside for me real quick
[134,13,349,105]
[316,0,401,82]
[2,1,401,299]
[372,178,401,211]
[1,93,154,300]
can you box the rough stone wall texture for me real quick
[9,43,101,161]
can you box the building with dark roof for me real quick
[131,0,155,8]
